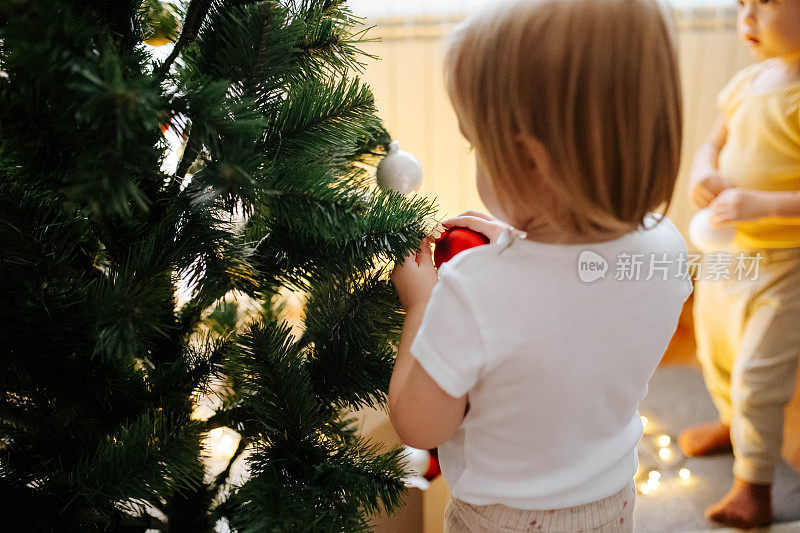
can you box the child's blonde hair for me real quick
[444,0,682,236]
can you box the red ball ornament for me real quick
[433,227,490,268]
[424,453,441,481]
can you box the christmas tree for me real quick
[0,0,436,530]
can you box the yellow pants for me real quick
[693,246,800,484]
[444,482,635,532]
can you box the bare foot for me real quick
[705,477,772,529]
[678,421,731,456]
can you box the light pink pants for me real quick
[444,482,635,532]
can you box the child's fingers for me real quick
[455,210,493,221]
[710,215,733,227]
[697,186,714,200]
[705,175,729,195]
[398,236,432,262]
[415,236,434,266]
[709,206,734,226]
[420,236,434,254]
[442,216,465,228]
[691,193,709,209]
[442,215,495,234]
[395,248,417,269]
[707,182,726,196]
[691,187,713,208]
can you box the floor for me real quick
[635,294,800,532]
[635,366,800,531]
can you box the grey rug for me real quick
[634,366,800,532]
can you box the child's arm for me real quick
[696,115,800,226]
[770,192,800,219]
[689,115,729,208]
[388,238,469,450]
[709,188,800,226]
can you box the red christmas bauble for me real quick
[425,454,441,481]
[433,227,490,268]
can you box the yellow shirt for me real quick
[717,59,800,249]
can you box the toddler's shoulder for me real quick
[730,62,764,80]
[437,240,501,279]
[641,214,694,298]
[642,213,689,253]
[435,235,533,295]
[717,62,764,116]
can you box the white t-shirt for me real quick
[410,214,693,509]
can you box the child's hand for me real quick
[690,172,728,208]
[442,210,526,243]
[708,188,776,226]
[391,236,438,311]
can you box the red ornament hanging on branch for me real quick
[433,227,490,268]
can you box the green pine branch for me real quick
[264,76,382,168]
[302,270,404,410]
[251,187,437,291]
[1,0,433,529]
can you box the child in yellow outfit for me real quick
[680,0,800,529]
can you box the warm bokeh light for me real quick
[659,447,672,460]
[648,470,661,481]
[679,468,691,480]
[190,404,215,421]
[657,435,671,447]
[203,427,240,462]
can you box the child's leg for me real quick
[693,276,748,422]
[729,254,800,484]
[705,249,800,528]
[443,482,635,532]
[680,275,748,455]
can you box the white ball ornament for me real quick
[688,208,737,252]
[376,141,423,195]
[400,446,431,478]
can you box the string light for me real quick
[635,416,691,495]
[639,477,660,495]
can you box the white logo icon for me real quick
[578,251,608,283]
